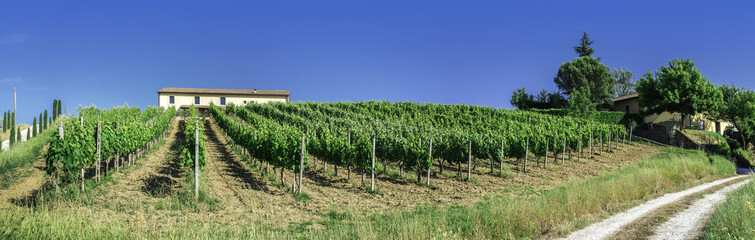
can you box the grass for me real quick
[0,125,56,189]
[0,124,30,142]
[699,175,755,240]
[685,129,726,144]
[0,147,737,239]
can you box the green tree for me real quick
[511,88,535,110]
[2,111,6,132]
[11,112,15,128]
[43,110,48,130]
[613,68,636,97]
[9,126,15,146]
[554,56,614,107]
[38,113,42,132]
[26,126,29,141]
[636,59,723,129]
[711,85,755,148]
[566,88,596,119]
[32,117,37,138]
[53,100,57,121]
[573,32,595,57]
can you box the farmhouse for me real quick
[612,93,731,135]
[157,87,289,109]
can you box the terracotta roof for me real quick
[613,92,639,102]
[157,87,289,96]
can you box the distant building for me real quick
[157,87,289,109]
[612,93,731,135]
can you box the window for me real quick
[625,105,629,113]
[169,96,174,104]
[220,97,226,105]
[195,96,200,105]
[243,100,247,104]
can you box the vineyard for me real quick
[209,101,630,191]
[45,106,176,189]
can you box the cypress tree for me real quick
[44,110,48,130]
[52,100,57,121]
[11,112,15,128]
[26,126,29,141]
[33,117,37,138]
[3,111,6,132]
[59,101,63,117]
[9,127,15,146]
[39,113,42,132]
[17,127,21,143]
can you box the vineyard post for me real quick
[562,135,566,164]
[97,121,101,182]
[56,122,63,193]
[195,120,199,199]
[348,132,351,180]
[616,130,620,149]
[629,126,633,143]
[524,137,529,173]
[608,131,611,150]
[500,138,504,176]
[418,138,422,183]
[427,138,432,186]
[467,140,472,181]
[81,117,85,192]
[544,137,548,168]
[299,134,305,194]
[589,130,593,158]
[600,134,603,155]
[371,137,375,191]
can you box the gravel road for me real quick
[561,175,748,240]
[650,178,752,240]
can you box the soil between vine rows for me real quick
[0,118,662,231]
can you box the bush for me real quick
[719,141,731,156]
[726,137,741,150]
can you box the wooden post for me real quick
[562,135,566,164]
[500,138,504,176]
[600,134,603,155]
[97,121,101,182]
[299,134,305,194]
[81,117,84,192]
[195,120,199,199]
[427,138,432,185]
[371,137,375,191]
[524,137,529,173]
[629,126,633,143]
[589,130,593,158]
[348,132,352,180]
[543,137,556,168]
[467,140,472,181]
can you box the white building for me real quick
[157,87,289,109]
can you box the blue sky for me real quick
[1,1,754,123]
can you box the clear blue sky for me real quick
[2,1,754,123]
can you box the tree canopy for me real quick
[613,68,636,97]
[573,32,595,57]
[553,56,614,106]
[567,88,596,119]
[636,59,722,125]
[711,85,755,148]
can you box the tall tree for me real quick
[26,126,29,141]
[573,32,595,57]
[2,111,6,132]
[43,110,48,130]
[711,85,755,148]
[636,59,722,129]
[11,112,15,128]
[511,88,535,110]
[567,88,596,119]
[53,100,57,121]
[32,117,37,138]
[613,68,636,97]
[9,127,15,146]
[38,113,42,132]
[554,56,614,107]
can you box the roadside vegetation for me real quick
[700,175,755,240]
[0,123,56,189]
[0,145,736,239]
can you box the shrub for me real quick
[719,141,731,156]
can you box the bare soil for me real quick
[1,118,664,231]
